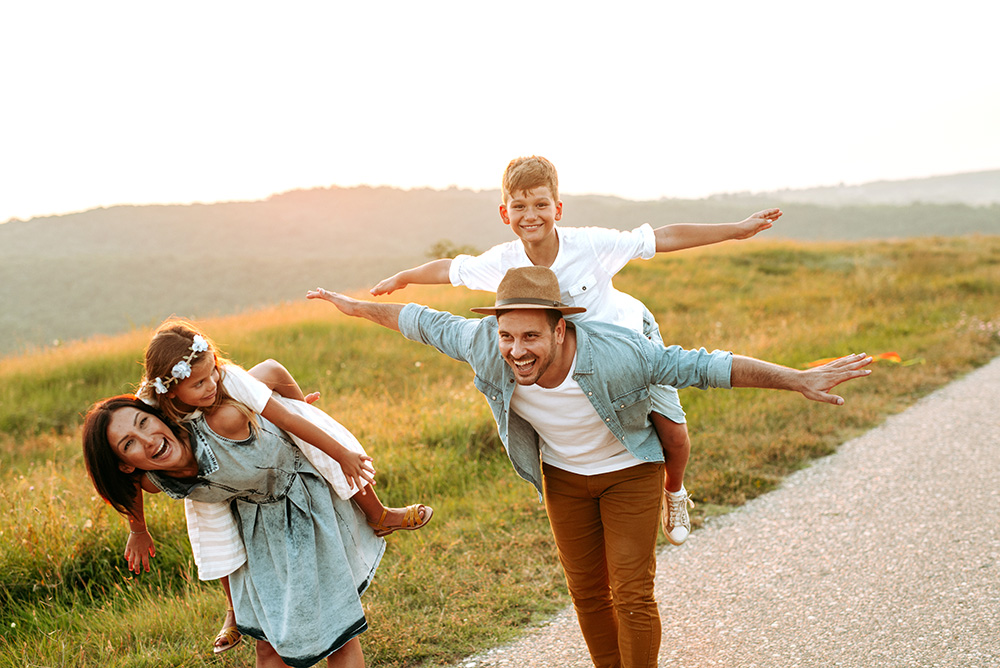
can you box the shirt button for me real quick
[605,418,610,422]
[491,396,497,400]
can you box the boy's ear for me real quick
[554,200,563,222]
[499,204,511,227]
[119,462,136,474]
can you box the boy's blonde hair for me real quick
[138,318,256,430]
[501,155,559,204]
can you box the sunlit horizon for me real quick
[3,1,998,224]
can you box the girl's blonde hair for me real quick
[138,318,257,430]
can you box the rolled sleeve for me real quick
[634,223,657,261]
[398,303,484,365]
[653,345,733,391]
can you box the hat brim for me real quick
[471,303,586,315]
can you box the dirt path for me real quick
[453,357,1000,667]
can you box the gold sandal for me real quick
[213,607,243,654]
[367,504,434,537]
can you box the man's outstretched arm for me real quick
[307,288,404,332]
[730,352,873,406]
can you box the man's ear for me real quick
[119,462,136,474]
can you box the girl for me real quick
[84,394,381,668]
[127,319,432,654]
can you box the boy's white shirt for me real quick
[179,364,369,580]
[449,224,657,334]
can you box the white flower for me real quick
[191,335,209,353]
[153,377,169,394]
[171,360,192,380]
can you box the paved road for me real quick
[453,357,1000,668]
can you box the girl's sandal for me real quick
[368,504,434,537]
[213,607,243,654]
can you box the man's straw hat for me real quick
[470,266,586,316]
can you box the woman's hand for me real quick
[124,529,156,573]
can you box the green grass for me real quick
[1,237,999,666]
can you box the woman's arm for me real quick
[123,477,160,573]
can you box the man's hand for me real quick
[797,353,873,405]
[307,288,404,332]
[307,288,364,316]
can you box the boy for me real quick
[371,155,780,545]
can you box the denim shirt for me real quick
[398,304,733,497]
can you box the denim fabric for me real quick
[398,304,733,497]
[148,417,385,667]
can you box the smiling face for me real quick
[499,187,563,246]
[497,309,568,388]
[167,353,220,409]
[107,405,196,475]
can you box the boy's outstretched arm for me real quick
[308,288,405,331]
[371,258,453,296]
[654,208,782,253]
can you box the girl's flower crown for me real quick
[145,334,210,395]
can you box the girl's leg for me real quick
[213,576,242,653]
[248,359,311,402]
[327,637,365,668]
[352,488,433,536]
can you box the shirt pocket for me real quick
[611,386,651,431]
[563,272,598,306]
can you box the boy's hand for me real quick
[734,208,782,239]
[370,274,406,296]
[124,530,156,573]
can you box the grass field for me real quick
[1,236,998,667]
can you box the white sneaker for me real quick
[661,488,694,545]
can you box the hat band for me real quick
[495,297,564,308]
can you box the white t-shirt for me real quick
[449,224,656,334]
[510,355,644,476]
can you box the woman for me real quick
[83,395,385,668]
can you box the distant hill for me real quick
[716,169,1000,207]
[1,173,998,358]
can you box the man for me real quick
[307,266,872,668]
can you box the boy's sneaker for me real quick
[662,488,694,545]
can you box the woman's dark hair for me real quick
[81,395,186,517]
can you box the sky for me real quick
[2,1,998,223]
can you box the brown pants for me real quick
[542,462,664,668]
